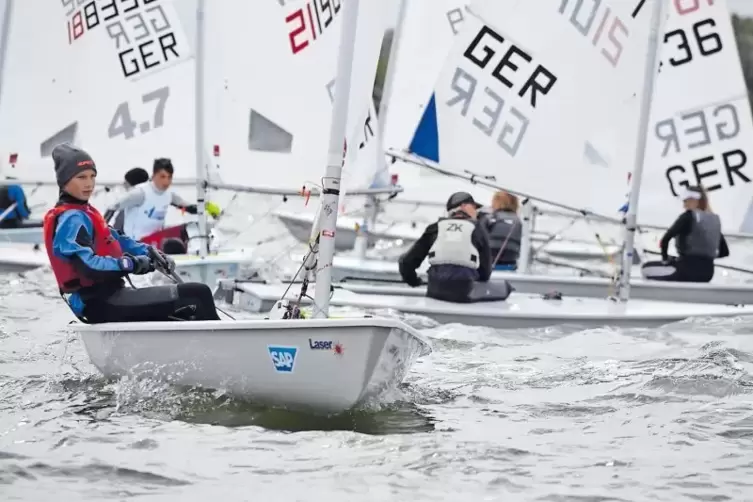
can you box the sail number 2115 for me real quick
[285,0,341,55]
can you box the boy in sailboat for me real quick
[398,191,513,303]
[106,158,222,254]
[44,144,221,323]
[103,167,150,232]
[641,186,729,283]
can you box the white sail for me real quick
[337,99,384,213]
[56,0,195,184]
[0,0,385,196]
[383,0,470,154]
[405,1,654,216]
[381,0,491,205]
[0,0,82,179]
[640,0,753,233]
[206,0,387,195]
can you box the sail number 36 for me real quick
[664,18,722,67]
[665,0,722,67]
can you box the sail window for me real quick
[39,122,79,157]
[248,109,293,152]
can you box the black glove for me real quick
[148,246,176,274]
[406,276,423,288]
[121,253,154,275]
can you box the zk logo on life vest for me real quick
[268,345,298,373]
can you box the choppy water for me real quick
[2,266,753,501]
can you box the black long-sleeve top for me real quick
[660,210,729,261]
[398,212,492,286]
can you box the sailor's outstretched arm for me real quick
[399,224,436,286]
[110,187,146,210]
[170,192,197,214]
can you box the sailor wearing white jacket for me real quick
[108,158,221,240]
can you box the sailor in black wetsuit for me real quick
[398,191,513,303]
[641,186,729,283]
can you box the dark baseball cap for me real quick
[446,191,482,211]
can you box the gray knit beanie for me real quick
[52,143,97,188]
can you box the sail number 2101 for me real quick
[557,0,637,68]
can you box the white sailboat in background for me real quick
[72,0,431,414]
[0,0,248,281]
[227,0,753,327]
[270,0,409,252]
[0,0,399,281]
[640,0,753,233]
[332,0,753,305]
[0,0,64,246]
[270,1,534,253]
[0,0,78,178]
[321,0,629,281]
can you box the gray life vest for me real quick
[676,210,721,259]
[428,218,480,269]
[486,210,521,257]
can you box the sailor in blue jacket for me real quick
[44,143,221,323]
[0,181,33,228]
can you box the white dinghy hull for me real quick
[224,282,753,329]
[0,225,43,245]
[170,251,257,286]
[330,256,753,306]
[0,243,48,273]
[72,317,431,414]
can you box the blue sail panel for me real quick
[408,93,440,163]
